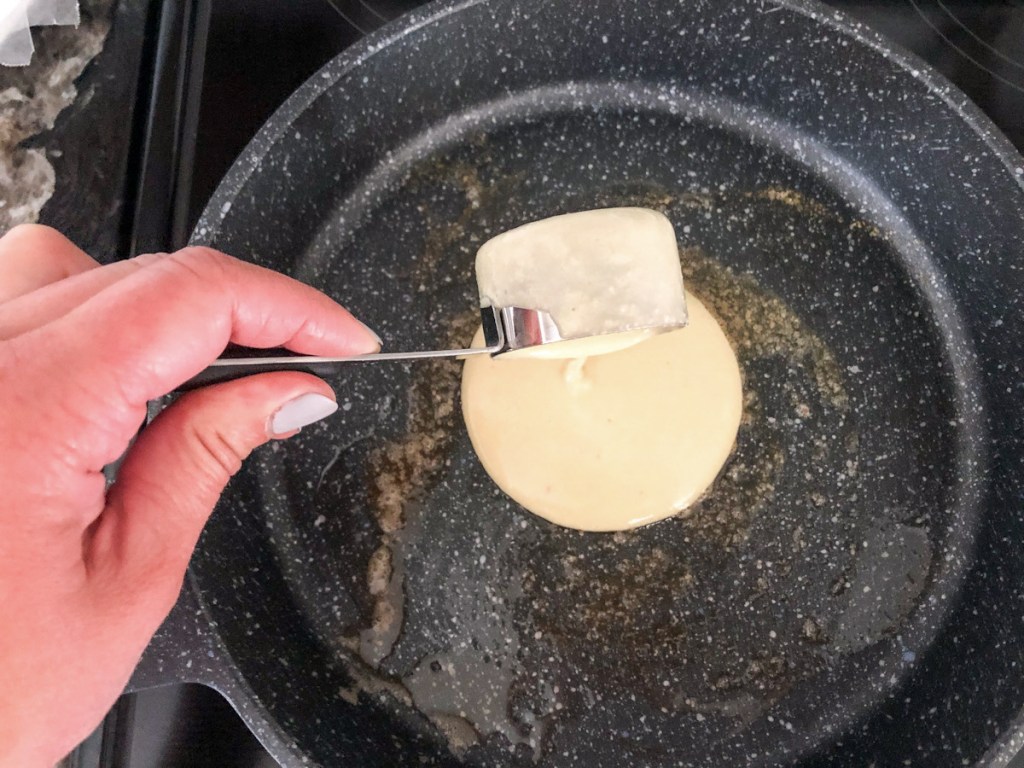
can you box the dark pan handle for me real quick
[126,580,306,767]
[126,577,231,692]
[176,345,496,392]
[177,349,356,392]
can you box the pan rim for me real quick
[193,0,1024,251]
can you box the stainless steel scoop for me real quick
[179,306,564,391]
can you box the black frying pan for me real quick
[127,0,1024,765]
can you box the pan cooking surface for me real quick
[193,95,982,766]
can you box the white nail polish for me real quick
[270,393,338,436]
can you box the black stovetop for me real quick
[66,1,1024,765]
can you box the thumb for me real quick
[87,372,337,616]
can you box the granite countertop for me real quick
[0,0,149,263]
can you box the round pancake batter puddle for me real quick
[461,291,743,531]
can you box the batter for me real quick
[462,289,742,532]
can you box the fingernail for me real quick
[355,319,383,352]
[270,393,338,437]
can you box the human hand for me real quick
[0,225,380,767]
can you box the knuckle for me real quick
[158,247,238,297]
[187,421,249,486]
[130,251,170,266]
[171,246,232,275]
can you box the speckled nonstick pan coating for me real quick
[129,1,1024,766]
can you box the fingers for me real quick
[0,224,99,303]
[0,257,149,340]
[12,246,379,471]
[85,372,337,619]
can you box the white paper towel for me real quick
[0,0,79,66]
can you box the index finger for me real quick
[11,246,380,469]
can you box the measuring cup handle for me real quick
[177,350,347,391]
